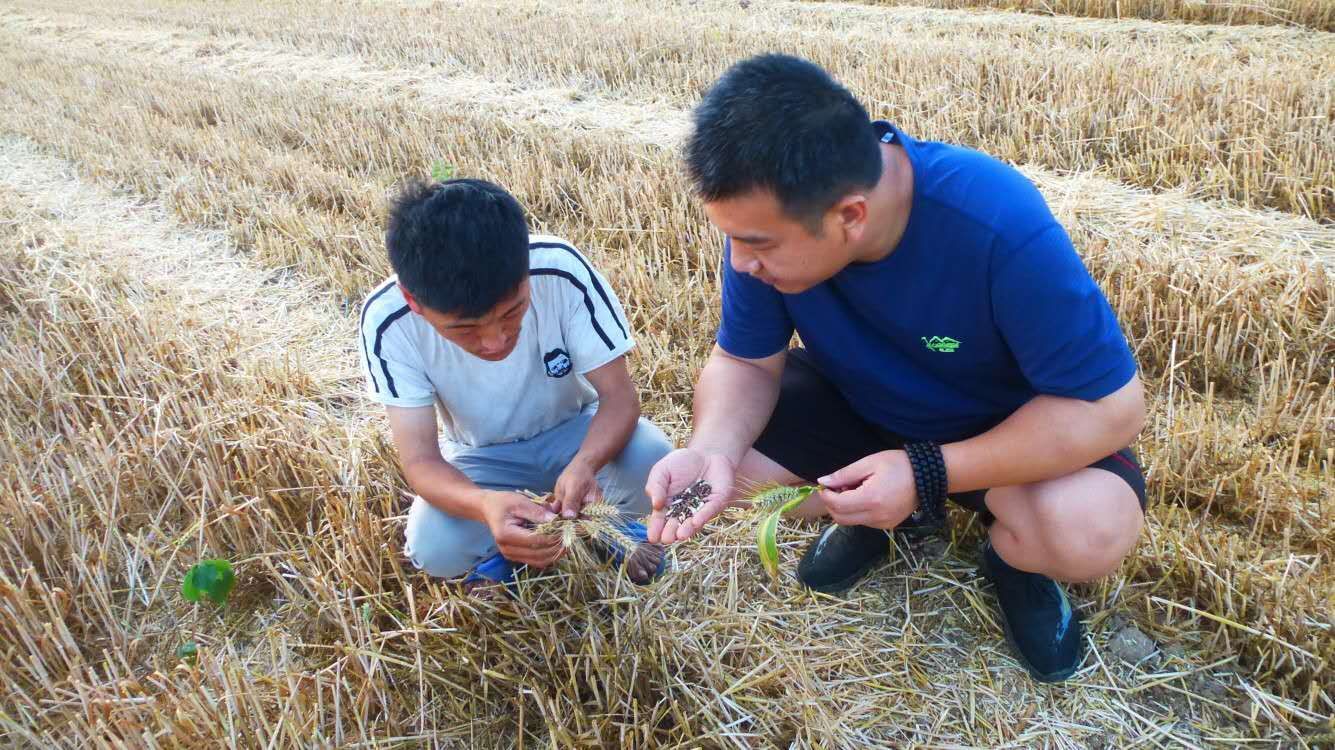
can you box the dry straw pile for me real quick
[0,0,1332,746]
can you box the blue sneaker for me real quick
[594,520,667,584]
[980,540,1084,682]
[462,552,516,591]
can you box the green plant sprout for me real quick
[181,559,236,606]
[751,485,818,579]
[431,160,456,182]
[177,559,235,663]
[176,641,199,662]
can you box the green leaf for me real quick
[176,641,199,662]
[756,510,785,578]
[431,160,455,182]
[755,487,815,579]
[181,559,236,605]
[181,567,200,602]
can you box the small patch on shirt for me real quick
[543,348,573,378]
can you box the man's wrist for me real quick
[568,452,602,474]
[684,439,741,466]
[458,487,491,523]
[903,442,948,524]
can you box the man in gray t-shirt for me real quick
[360,179,670,590]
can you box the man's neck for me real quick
[852,142,914,264]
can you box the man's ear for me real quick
[833,194,870,243]
[398,282,423,315]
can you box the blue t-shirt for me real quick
[717,122,1136,443]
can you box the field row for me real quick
[6,1,1333,219]
[0,139,390,744]
[841,0,1335,30]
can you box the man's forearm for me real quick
[403,457,490,523]
[688,348,783,465]
[941,379,1145,493]
[571,393,639,472]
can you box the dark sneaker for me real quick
[797,524,890,594]
[979,540,1084,682]
[894,508,945,539]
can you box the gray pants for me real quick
[404,406,672,578]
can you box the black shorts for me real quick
[753,349,1147,522]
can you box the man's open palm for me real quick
[646,448,735,543]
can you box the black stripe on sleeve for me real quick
[529,241,628,339]
[372,305,412,398]
[359,279,398,393]
[530,269,616,350]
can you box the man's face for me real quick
[404,279,531,361]
[704,189,861,295]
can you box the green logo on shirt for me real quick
[922,336,961,353]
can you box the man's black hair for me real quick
[685,53,882,226]
[385,178,529,317]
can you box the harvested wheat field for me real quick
[0,0,1332,746]
[846,0,1335,31]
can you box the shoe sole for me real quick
[979,551,1081,684]
[625,548,669,585]
[591,538,668,585]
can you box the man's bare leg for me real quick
[984,467,1143,582]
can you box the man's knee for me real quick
[1045,499,1139,581]
[602,419,673,513]
[992,476,1143,582]
[403,497,494,578]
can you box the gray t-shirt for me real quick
[359,235,633,449]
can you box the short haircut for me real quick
[385,178,529,317]
[685,53,882,226]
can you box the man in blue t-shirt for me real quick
[646,54,1147,683]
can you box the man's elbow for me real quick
[1109,375,1147,447]
[397,458,422,493]
[398,453,439,494]
[622,394,643,423]
[594,375,642,422]
[618,386,643,422]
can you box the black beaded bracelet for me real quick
[904,441,948,525]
